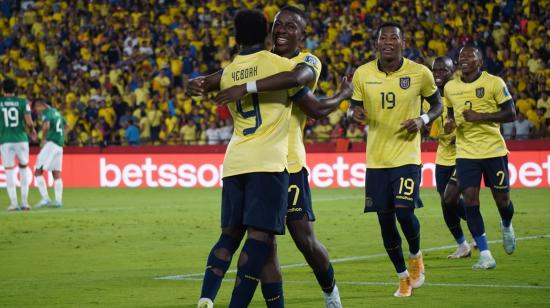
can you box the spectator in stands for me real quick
[501,121,515,140]
[125,119,140,145]
[513,112,533,140]
[206,122,220,145]
[218,119,233,144]
[346,123,364,142]
[537,92,550,126]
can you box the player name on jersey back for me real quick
[231,66,258,82]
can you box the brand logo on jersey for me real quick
[304,55,318,66]
[503,86,510,97]
[476,87,485,98]
[399,77,410,89]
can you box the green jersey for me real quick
[42,107,66,147]
[0,96,30,144]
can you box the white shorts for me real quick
[0,142,29,168]
[36,141,63,171]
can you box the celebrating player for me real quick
[350,22,442,297]
[444,46,517,270]
[193,7,349,308]
[32,99,68,209]
[431,57,471,258]
[0,78,36,211]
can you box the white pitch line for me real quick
[156,233,550,281]
[164,277,550,290]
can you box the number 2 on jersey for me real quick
[2,107,19,127]
[236,93,262,135]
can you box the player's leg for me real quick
[260,236,284,308]
[392,165,424,290]
[436,165,470,258]
[34,144,52,207]
[484,156,515,254]
[52,171,63,208]
[286,169,341,307]
[198,175,245,307]
[1,144,19,210]
[50,145,64,208]
[229,171,289,307]
[457,159,495,270]
[16,142,30,210]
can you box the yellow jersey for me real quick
[351,58,438,168]
[287,52,322,173]
[432,96,457,166]
[444,71,511,159]
[220,49,303,178]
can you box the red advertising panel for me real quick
[0,151,549,188]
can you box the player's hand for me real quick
[401,118,424,133]
[187,76,206,96]
[30,130,38,142]
[444,119,456,133]
[462,109,483,122]
[351,106,366,123]
[214,84,246,105]
[337,76,353,99]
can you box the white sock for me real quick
[35,175,50,200]
[5,169,18,206]
[19,167,29,205]
[397,270,409,279]
[480,250,493,258]
[54,179,63,204]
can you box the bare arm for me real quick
[463,100,516,123]
[401,91,443,133]
[187,70,222,96]
[293,77,352,119]
[214,65,315,105]
[40,121,50,147]
[24,113,37,141]
[444,107,456,133]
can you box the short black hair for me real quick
[461,45,483,59]
[31,98,47,109]
[280,5,308,22]
[234,9,268,46]
[2,78,16,93]
[376,21,404,39]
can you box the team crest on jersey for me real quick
[399,77,410,89]
[304,55,318,66]
[476,87,485,98]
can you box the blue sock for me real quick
[441,200,465,244]
[498,201,514,228]
[395,207,421,255]
[261,282,284,308]
[201,234,240,300]
[314,263,335,294]
[465,205,489,251]
[229,238,269,308]
[377,212,406,273]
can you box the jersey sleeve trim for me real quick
[499,99,514,110]
[295,63,317,80]
[350,99,363,107]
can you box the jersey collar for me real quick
[239,47,264,55]
[376,57,405,75]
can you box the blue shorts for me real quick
[456,156,510,192]
[287,168,315,222]
[221,171,289,235]
[435,164,458,194]
[365,165,422,213]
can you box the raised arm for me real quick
[291,77,352,119]
[187,70,222,96]
[214,64,315,105]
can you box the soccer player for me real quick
[192,7,348,308]
[350,22,443,297]
[0,78,36,211]
[444,46,517,270]
[431,57,471,259]
[32,99,68,208]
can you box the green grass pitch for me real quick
[1,187,549,307]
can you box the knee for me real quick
[35,169,43,177]
[295,234,317,257]
[52,171,61,179]
[462,190,479,206]
[395,206,413,223]
[494,193,510,209]
[443,190,459,206]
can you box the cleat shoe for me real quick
[324,285,342,308]
[448,243,471,259]
[7,204,20,211]
[409,253,425,289]
[51,202,62,208]
[197,298,213,308]
[472,253,496,270]
[394,276,412,297]
[34,199,51,209]
[501,222,516,255]
[19,204,32,211]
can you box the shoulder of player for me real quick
[353,61,376,77]
[404,59,430,74]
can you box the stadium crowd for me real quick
[0,0,548,146]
